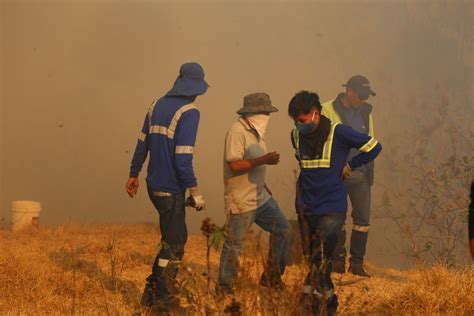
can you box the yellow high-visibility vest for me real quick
[321,99,375,137]
[292,122,340,169]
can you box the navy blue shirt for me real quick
[291,122,382,215]
[129,96,200,193]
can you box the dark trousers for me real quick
[298,212,345,315]
[334,170,371,265]
[145,186,187,299]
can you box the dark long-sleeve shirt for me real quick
[129,96,200,193]
[291,122,382,215]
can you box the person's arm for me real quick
[337,124,382,172]
[228,152,280,173]
[225,128,279,173]
[173,107,206,210]
[174,108,200,189]
[125,115,149,197]
[126,113,150,197]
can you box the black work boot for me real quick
[332,260,346,274]
[349,264,370,278]
[140,283,155,307]
[140,281,180,309]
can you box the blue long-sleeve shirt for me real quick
[129,96,200,193]
[291,122,382,215]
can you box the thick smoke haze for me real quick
[0,0,472,268]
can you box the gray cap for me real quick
[342,75,376,99]
[236,93,279,115]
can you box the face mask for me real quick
[246,114,270,139]
[296,111,316,135]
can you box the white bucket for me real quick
[11,201,42,231]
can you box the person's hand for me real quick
[189,186,206,211]
[342,163,352,180]
[262,152,280,165]
[126,177,139,198]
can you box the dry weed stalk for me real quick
[106,236,118,292]
[1,224,473,314]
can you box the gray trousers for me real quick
[334,170,371,265]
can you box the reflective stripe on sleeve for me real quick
[353,225,370,232]
[138,132,146,142]
[175,146,194,154]
[158,258,169,267]
[358,137,378,153]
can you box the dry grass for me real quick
[0,224,473,315]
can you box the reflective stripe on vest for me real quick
[322,99,375,137]
[147,102,197,139]
[293,122,339,169]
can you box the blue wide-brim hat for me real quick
[166,62,209,97]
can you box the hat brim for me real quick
[360,89,376,97]
[236,105,279,115]
[166,77,209,97]
[342,84,376,97]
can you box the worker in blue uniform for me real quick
[288,91,382,315]
[126,62,209,310]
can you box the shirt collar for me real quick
[238,117,252,130]
[238,117,261,139]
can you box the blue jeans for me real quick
[217,198,290,290]
[143,186,186,303]
[298,212,345,315]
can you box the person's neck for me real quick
[341,94,351,109]
[341,94,362,110]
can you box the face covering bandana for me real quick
[296,111,316,135]
[246,114,270,139]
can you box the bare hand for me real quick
[342,164,352,180]
[263,152,280,165]
[126,177,139,198]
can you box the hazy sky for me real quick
[1,0,472,268]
